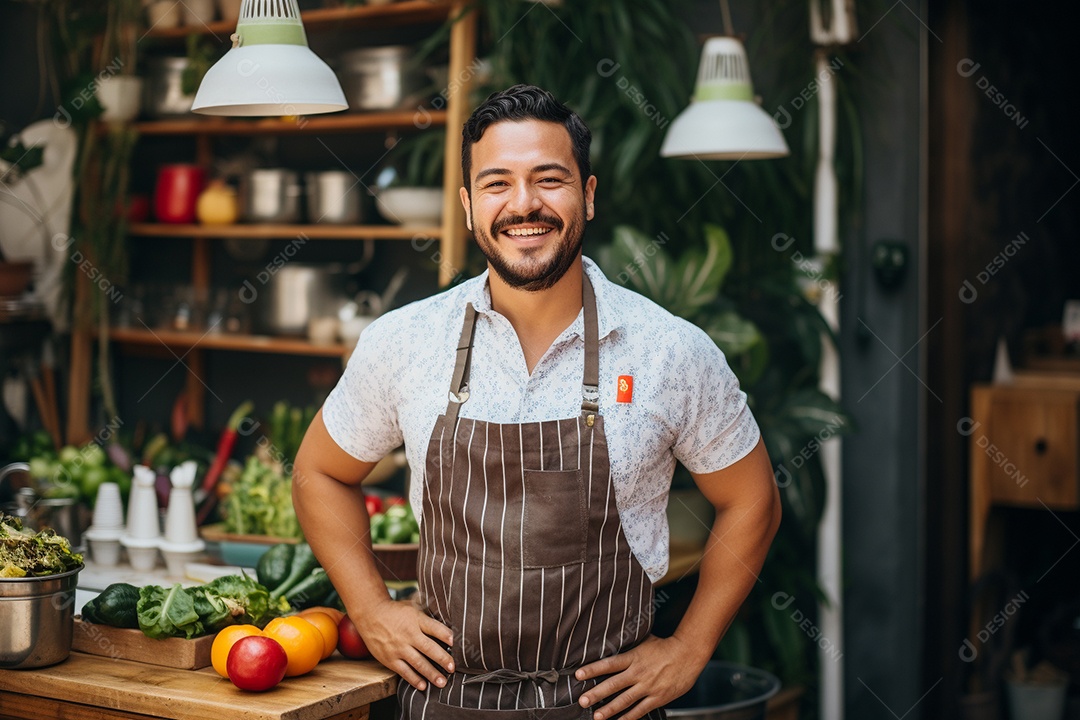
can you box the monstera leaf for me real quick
[597,223,735,321]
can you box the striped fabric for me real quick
[398,278,666,719]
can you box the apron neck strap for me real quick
[443,302,478,429]
[443,272,602,427]
[581,274,600,415]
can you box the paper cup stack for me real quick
[121,465,161,571]
[158,460,205,577]
[83,482,125,565]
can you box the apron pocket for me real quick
[522,469,588,568]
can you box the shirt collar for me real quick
[464,256,621,340]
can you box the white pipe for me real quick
[813,49,845,720]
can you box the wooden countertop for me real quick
[0,652,397,720]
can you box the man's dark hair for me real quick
[461,84,591,195]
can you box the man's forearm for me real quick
[671,491,781,664]
[292,467,392,615]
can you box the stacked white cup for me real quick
[158,460,205,577]
[83,482,125,565]
[121,465,161,571]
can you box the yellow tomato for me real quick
[298,606,344,625]
[210,624,262,678]
[299,611,339,660]
[262,617,324,676]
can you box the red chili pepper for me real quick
[200,400,254,495]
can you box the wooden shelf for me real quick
[130,110,445,135]
[144,0,451,40]
[128,223,440,240]
[108,328,351,357]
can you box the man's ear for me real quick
[459,186,472,231]
[585,175,597,221]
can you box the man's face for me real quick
[460,119,596,292]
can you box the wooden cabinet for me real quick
[968,373,1080,580]
[66,1,477,443]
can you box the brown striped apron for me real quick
[398,276,665,720]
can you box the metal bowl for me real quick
[665,661,781,720]
[336,45,427,112]
[0,565,82,669]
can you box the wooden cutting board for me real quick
[0,652,397,720]
[71,618,215,669]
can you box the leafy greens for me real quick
[134,572,289,639]
[0,514,83,578]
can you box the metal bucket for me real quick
[0,565,82,669]
[665,662,781,720]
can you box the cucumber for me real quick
[256,543,295,591]
[283,569,334,610]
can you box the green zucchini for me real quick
[268,542,320,601]
[256,543,295,591]
[283,568,334,610]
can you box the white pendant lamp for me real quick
[192,0,347,116]
[660,35,789,160]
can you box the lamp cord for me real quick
[719,0,734,36]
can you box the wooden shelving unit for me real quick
[66,1,477,444]
[129,110,446,136]
[143,0,452,40]
[108,328,351,358]
[128,223,440,240]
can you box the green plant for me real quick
[384,129,446,188]
[477,0,863,701]
[0,119,50,258]
[597,225,851,687]
[35,0,143,419]
[182,34,216,96]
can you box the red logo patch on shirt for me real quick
[616,375,633,403]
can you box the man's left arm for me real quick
[575,438,781,720]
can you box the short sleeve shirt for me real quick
[322,256,760,581]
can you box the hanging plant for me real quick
[35,0,144,419]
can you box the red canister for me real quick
[154,164,206,223]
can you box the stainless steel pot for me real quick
[255,261,366,336]
[1,463,85,549]
[305,171,362,224]
[337,46,426,111]
[665,662,780,720]
[0,565,82,669]
[143,56,195,117]
[244,169,301,223]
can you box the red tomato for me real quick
[227,636,288,691]
[337,615,371,659]
[364,495,383,516]
[385,496,407,507]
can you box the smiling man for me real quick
[294,84,781,720]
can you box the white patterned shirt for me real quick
[322,256,760,581]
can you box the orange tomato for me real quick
[211,624,262,678]
[300,611,339,660]
[299,606,344,625]
[262,617,324,676]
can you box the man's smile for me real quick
[502,225,554,237]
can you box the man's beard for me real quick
[472,205,585,292]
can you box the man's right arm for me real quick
[293,410,455,691]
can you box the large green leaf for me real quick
[780,388,854,439]
[761,595,810,681]
[702,311,761,358]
